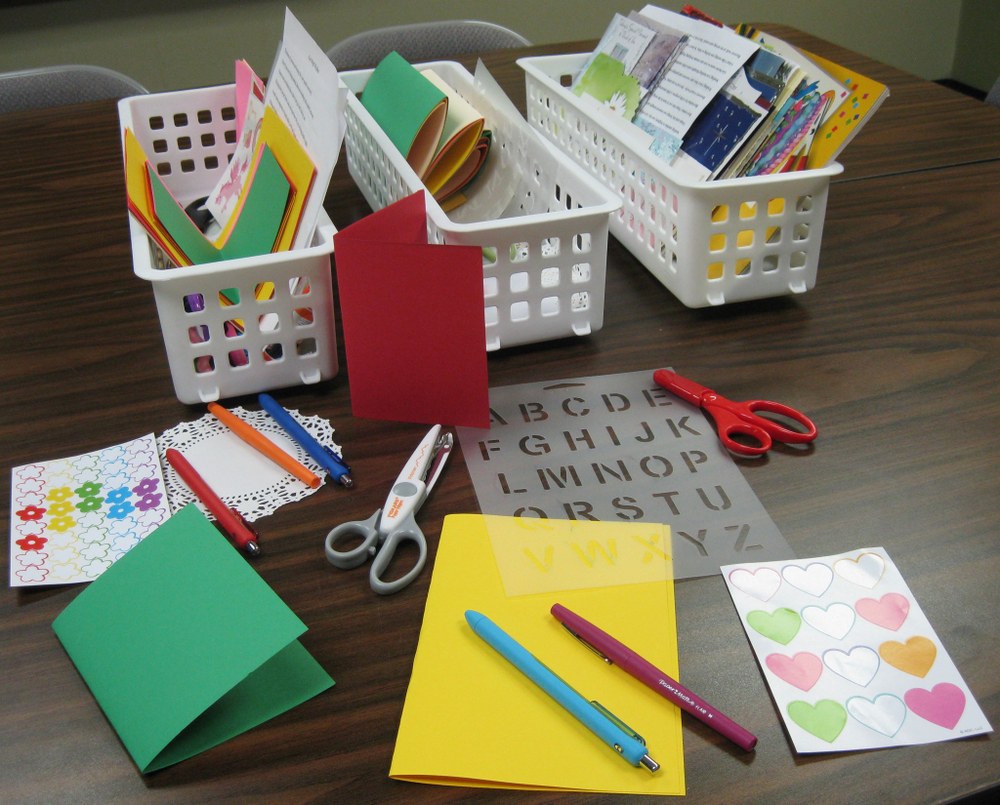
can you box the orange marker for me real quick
[207,402,321,488]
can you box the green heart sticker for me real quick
[788,699,848,743]
[747,607,801,645]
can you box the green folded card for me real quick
[147,143,291,264]
[52,504,333,773]
[359,50,448,178]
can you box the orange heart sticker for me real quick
[879,636,937,678]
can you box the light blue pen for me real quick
[258,394,353,487]
[465,610,659,772]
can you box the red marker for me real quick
[552,603,757,751]
[165,448,261,556]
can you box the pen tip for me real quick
[640,754,660,773]
[244,541,261,557]
[340,474,354,488]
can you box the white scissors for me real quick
[324,425,452,594]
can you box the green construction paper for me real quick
[359,51,448,177]
[52,504,333,773]
[148,143,291,264]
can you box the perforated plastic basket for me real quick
[340,61,621,350]
[119,85,338,405]
[519,53,844,308]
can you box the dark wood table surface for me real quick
[2,30,998,805]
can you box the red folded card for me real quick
[333,192,489,428]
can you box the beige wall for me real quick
[0,0,994,94]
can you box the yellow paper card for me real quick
[123,128,189,266]
[390,514,685,795]
[419,69,485,196]
[259,106,316,251]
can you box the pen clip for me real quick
[560,623,613,664]
[321,445,350,470]
[219,507,259,542]
[590,700,649,749]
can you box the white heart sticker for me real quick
[728,567,782,601]
[824,646,880,686]
[846,693,907,737]
[834,552,885,588]
[782,562,834,597]
[802,602,856,639]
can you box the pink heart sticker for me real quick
[766,652,823,691]
[905,682,966,729]
[856,593,910,631]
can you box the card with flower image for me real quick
[9,434,170,587]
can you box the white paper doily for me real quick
[158,407,341,521]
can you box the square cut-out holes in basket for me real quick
[145,106,237,175]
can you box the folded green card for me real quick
[147,143,291,264]
[52,504,333,773]
[360,50,448,178]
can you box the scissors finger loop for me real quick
[743,400,818,443]
[325,509,381,569]
[718,421,773,457]
[369,514,427,595]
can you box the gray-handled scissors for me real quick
[325,425,452,594]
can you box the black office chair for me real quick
[986,75,1000,108]
[0,64,146,114]
[326,20,530,70]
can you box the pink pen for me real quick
[551,603,758,752]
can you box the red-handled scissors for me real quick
[653,369,818,457]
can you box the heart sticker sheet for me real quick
[722,547,991,752]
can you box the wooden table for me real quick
[2,30,998,805]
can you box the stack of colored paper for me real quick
[123,107,313,267]
[358,51,492,209]
[122,10,343,266]
[571,4,887,180]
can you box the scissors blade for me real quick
[423,431,453,494]
[653,368,712,407]
[393,424,443,488]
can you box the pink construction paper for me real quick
[333,192,489,427]
[234,59,265,139]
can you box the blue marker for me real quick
[258,394,353,487]
[465,610,659,772]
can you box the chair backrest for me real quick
[326,20,530,71]
[0,65,147,114]
[987,75,1000,109]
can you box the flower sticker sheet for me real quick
[10,434,170,587]
[722,547,992,752]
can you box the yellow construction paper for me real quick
[123,128,189,266]
[803,50,888,170]
[390,514,685,795]
[419,69,485,197]
[259,106,316,251]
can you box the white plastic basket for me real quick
[119,85,338,405]
[519,53,844,308]
[339,61,621,350]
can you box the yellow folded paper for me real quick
[419,69,486,198]
[390,514,685,795]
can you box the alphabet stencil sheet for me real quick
[456,370,794,579]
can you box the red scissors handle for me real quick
[653,369,818,457]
